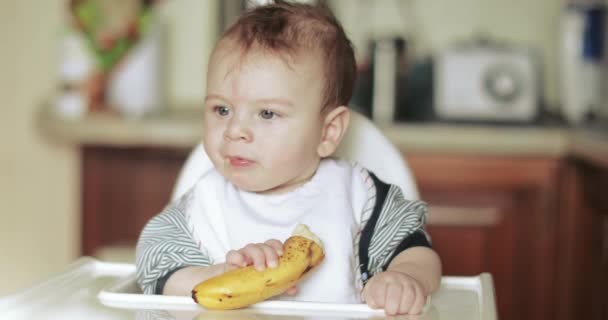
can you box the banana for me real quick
[192,224,325,310]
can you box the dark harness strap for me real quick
[358,172,390,285]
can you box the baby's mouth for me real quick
[226,156,255,168]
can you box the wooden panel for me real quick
[425,192,517,320]
[81,146,189,256]
[555,159,607,320]
[427,226,486,274]
[406,153,561,320]
[575,158,608,320]
[427,205,501,226]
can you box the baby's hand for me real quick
[362,270,426,316]
[224,239,298,296]
[225,239,283,271]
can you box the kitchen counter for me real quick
[38,106,204,149]
[38,105,608,166]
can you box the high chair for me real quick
[171,110,419,201]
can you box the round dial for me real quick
[482,63,524,104]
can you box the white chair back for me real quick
[171,111,419,201]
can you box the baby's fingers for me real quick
[397,283,416,315]
[259,243,280,269]
[264,239,284,256]
[384,283,402,316]
[225,250,248,269]
[363,281,386,310]
[406,283,426,315]
[242,244,268,271]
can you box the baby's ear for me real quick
[317,106,350,158]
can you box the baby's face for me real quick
[203,43,327,194]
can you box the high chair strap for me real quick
[358,172,389,284]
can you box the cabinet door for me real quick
[82,146,189,256]
[406,154,561,320]
[558,159,608,320]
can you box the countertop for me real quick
[38,106,608,167]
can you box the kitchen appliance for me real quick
[434,42,541,123]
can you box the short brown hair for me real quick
[220,0,356,112]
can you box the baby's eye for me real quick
[260,109,276,120]
[214,106,230,117]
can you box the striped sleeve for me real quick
[135,201,212,294]
[367,184,428,275]
[355,170,430,285]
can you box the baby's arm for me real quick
[135,204,212,295]
[136,201,296,296]
[362,246,441,315]
[161,265,226,296]
[163,239,298,296]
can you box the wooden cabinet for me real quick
[406,153,608,320]
[406,154,561,320]
[557,157,608,320]
[81,146,188,256]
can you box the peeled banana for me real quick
[192,224,325,310]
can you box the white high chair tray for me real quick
[1,257,497,320]
[97,260,498,320]
[100,272,390,314]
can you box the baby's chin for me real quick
[226,175,293,195]
[222,172,271,193]
[230,179,275,194]
[217,163,296,194]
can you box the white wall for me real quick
[0,0,79,296]
[158,0,218,107]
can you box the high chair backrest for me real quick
[171,111,419,201]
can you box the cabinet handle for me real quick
[427,205,501,227]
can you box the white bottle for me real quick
[55,31,95,119]
[559,3,605,125]
[106,19,166,118]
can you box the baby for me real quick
[136,0,441,316]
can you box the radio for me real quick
[434,44,541,123]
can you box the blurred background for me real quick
[1,1,607,320]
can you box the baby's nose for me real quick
[224,117,252,142]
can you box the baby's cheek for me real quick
[258,145,290,168]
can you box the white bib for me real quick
[186,159,368,303]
